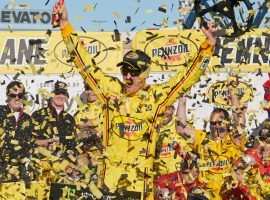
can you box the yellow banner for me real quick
[207,81,254,106]
[132,28,270,72]
[0,31,123,74]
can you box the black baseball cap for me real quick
[117,50,151,71]
[84,82,91,90]
[52,81,69,97]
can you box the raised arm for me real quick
[175,96,196,140]
[54,3,123,101]
[228,75,247,146]
[152,21,218,108]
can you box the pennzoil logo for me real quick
[153,38,189,62]
[54,36,108,67]
[156,144,174,158]
[204,154,231,173]
[207,81,254,106]
[144,34,199,67]
[112,116,149,141]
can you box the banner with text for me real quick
[132,28,270,72]
[0,31,123,74]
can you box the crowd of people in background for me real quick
[1,74,270,199]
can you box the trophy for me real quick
[52,0,65,28]
[194,0,254,38]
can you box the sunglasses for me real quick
[210,121,223,126]
[258,136,270,144]
[8,93,25,99]
[54,91,67,96]
[121,67,142,77]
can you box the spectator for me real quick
[154,105,192,199]
[75,82,103,139]
[176,75,247,199]
[0,81,34,198]
[32,80,77,154]
[228,118,270,199]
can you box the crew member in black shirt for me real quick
[0,81,33,181]
[32,80,76,153]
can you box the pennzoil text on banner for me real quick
[0,29,269,74]
[0,31,123,74]
[132,28,270,73]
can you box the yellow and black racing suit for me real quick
[193,130,246,199]
[155,115,191,176]
[61,23,215,199]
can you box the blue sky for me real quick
[0,0,269,31]
[0,0,181,31]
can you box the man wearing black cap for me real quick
[31,80,78,199]
[54,2,217,199]
[117,50,152,95]
[0,81,34,198]
[32,80,76,152]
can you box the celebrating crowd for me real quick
[0,2,269,200]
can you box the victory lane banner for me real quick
[0,30,123,74]
[133,28,270,73]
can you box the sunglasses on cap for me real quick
[121,67,142,77]
[8,93,25,99]
[210,121,223,126]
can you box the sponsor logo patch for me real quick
[112,116,149,140]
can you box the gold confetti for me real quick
[83,4,94,12]
[73,96,84,108]
[145,9,153,14]
[113,11,122,19]
[34,15,42,20]
[74,16,83,21]
[10,140,19,145]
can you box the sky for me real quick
[0,0,181,31]
[0,0,269,31]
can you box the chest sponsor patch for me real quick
[203,154,232,173]
[112,116,149,140]
[156,143,175,158]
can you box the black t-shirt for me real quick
[0,105,34,180]
[32,105,77,150]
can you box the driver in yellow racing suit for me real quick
[54,3,217,199]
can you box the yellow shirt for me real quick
[194,130,245,199]
[62,22,215,199]
[155,116,191,175]
[75,101,103,134]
